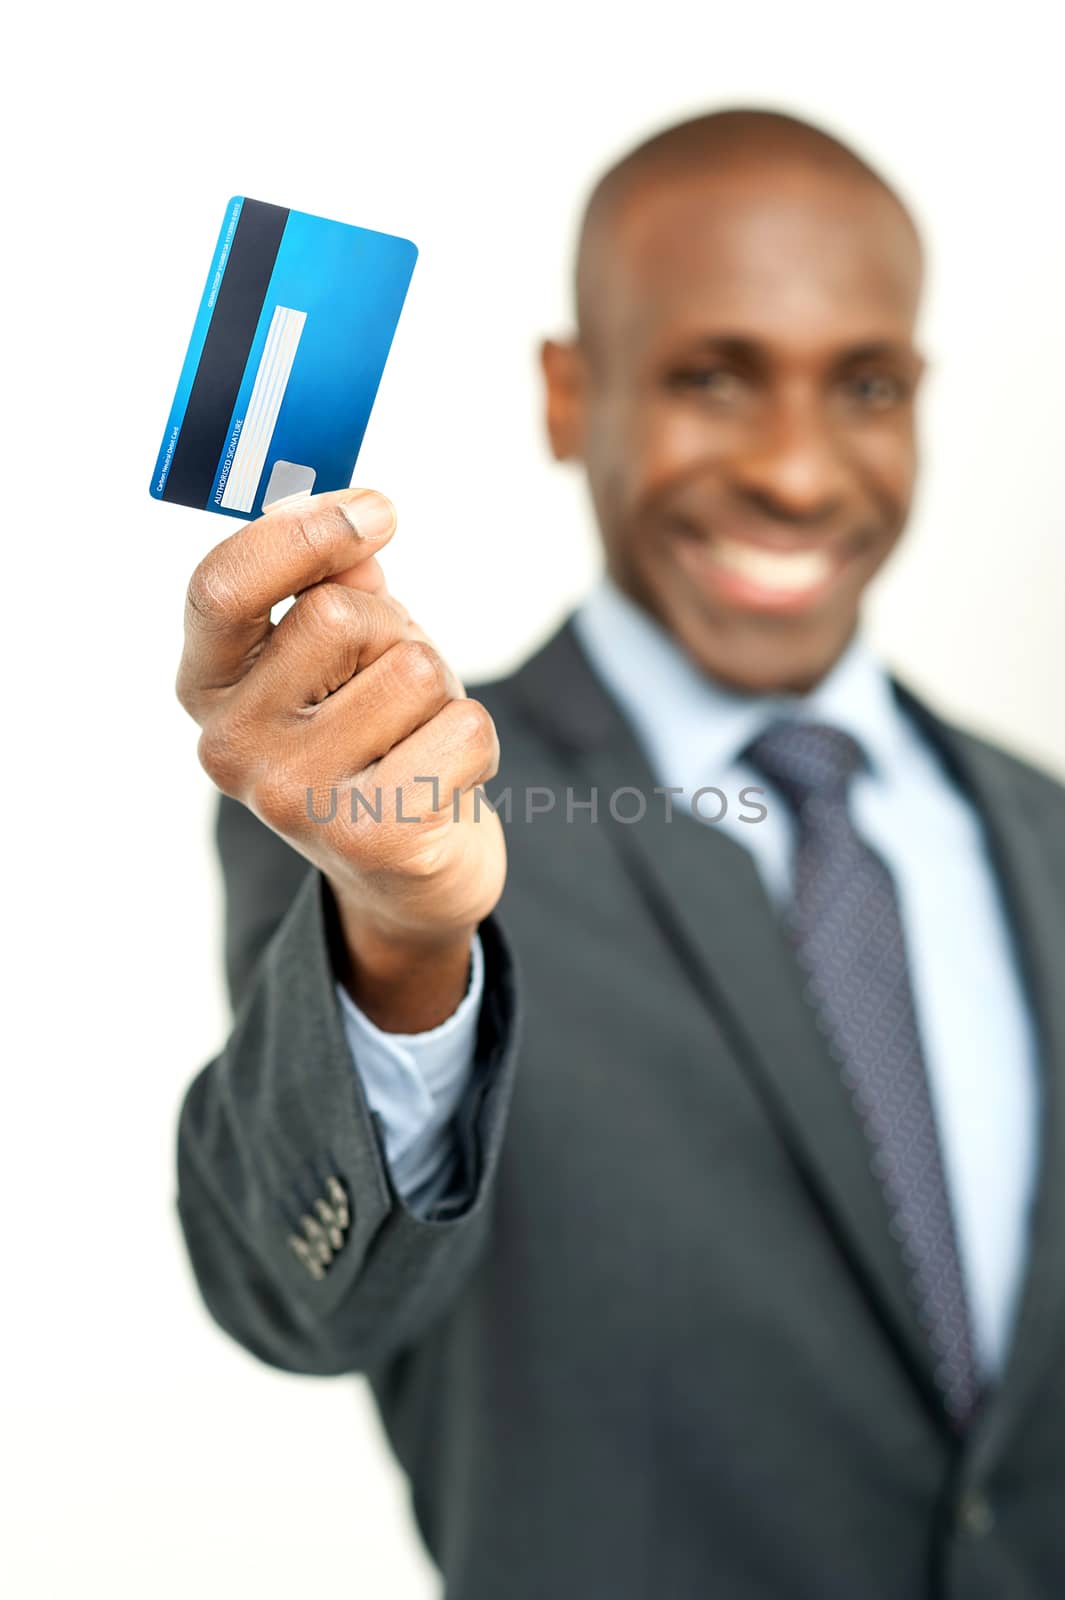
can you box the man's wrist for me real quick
[331,889,478,1033]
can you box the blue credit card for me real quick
[150,197,417,519]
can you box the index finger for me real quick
[179,487,396,702]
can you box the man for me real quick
[174,110,1065,1598]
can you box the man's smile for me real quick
[666,522,869,615]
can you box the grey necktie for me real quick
[744,718,982,1428]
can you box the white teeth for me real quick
[710,538,834,592]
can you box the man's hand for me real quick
[176,488,506,1030]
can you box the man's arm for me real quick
[174,488,518,1374]
[215,782,487,1221]
[178,812,518,1375]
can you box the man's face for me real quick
[544,161,926,693]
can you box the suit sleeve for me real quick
[175,794,520,1377]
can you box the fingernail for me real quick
[339,492,396,541]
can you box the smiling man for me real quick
[175,110,1065,1598]
[550,111,925,694]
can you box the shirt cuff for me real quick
[334,933,485,1205]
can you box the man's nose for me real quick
[727,400,851,525]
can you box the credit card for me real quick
[150,197,417,519]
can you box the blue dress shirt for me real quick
[338,573,1040,1376]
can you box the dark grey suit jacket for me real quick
[177,617,1065,1599]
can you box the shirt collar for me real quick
[571,572,906,788]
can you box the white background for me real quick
[3,2,1063,1595]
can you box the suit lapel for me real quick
[510,619,950,1417]
[893,685,1065,1463]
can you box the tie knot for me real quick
[744,719,867,813]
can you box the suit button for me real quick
[287,1234,326,1280]
[957,1491,995,1538]
[325,1175,350,1230]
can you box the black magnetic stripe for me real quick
[163,199,290,507]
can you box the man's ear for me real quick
[540,338,587,461]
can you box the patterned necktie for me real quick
[744,718,982,1428]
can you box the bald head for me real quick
[576,109,923,349]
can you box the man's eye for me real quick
[843,372,907,409]
[669,367,745,400]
